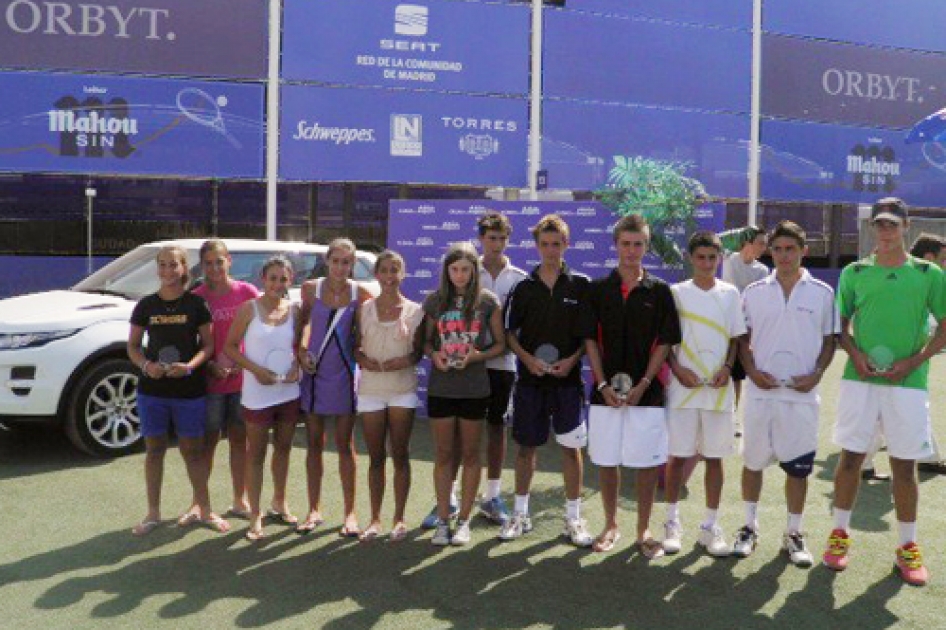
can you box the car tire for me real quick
[65,358,142,457]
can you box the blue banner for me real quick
[282,0,529,95]
[765,0,946,54]
[388,200,726,301]
[544,10,750,112]
[553,0,751,30]
[280,85,528,186]
[763,34,946,130]
[542,100,749,197]
[0,0,268,79]
[760,119,946,206]
[0,71,264,178]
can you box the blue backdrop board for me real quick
[282,0,529,95]
[553,0,751,29]
[543,10,751,113]
[763,34,946,130]
[387,200,725,303]
[280,85,528,186]
[0,0,268,79]
[760,119,946,206]
[542,100,749,196]
[387,199,725,412]
[0,72,265,178]
[765,0,946,54]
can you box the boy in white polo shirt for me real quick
[824,198,946,587]
[662,231,745,557]
[736,220,838,567]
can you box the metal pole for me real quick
[747,0,763,226]
[526,0,543,201]
[265,0,282,240]
[85,186,96,276]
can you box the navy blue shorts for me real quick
[511,384,583,447]
[486,369,516,426]
[138,393,207,440]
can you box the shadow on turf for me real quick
[7,486,906,629]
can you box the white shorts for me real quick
[667,408,735,459]
[835,380,932,461]
[357,392,419,414]
[588,405,668,469]
[743,397,819,471]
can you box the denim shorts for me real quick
[206,392,244,436]
[138,393,207,439]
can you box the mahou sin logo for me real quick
[847,143,898,194]
[48,95,138,158]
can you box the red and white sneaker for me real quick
[822,528,851,571]
[895,542,929,586]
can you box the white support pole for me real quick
[526,0,543,201]
[747,0,763,226]
[265,0,282,241]
[85,186,96,276]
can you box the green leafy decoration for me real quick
[596,156,708,270]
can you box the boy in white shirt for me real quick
[663,231,746,557]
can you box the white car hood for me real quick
[0,290,133,332]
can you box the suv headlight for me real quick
[0,329,81,350]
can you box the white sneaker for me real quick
[698,525,731,557]
[451,520,472,546]
[431,522,451,546]
[782,531,813,567]
[662,520,683,555]
[563,517,594,548]
[498,512,532,541]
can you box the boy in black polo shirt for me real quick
[500,214,593,547]
[584,214,681,557]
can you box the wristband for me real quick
[596,381,609,392]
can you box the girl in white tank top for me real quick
[223,256,301,541]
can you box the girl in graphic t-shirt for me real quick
[354,250,425,541]
[127,245,229,536]
[224,256,302,541]
[421,241,505,547]
[182,239,259,526]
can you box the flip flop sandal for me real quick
[339,525,362,538]
[639,537,666,560]
[132,519,161,537]
[359,527,382,542]
[202,514,231,534]
[593,530,622,553]
[296,517,324,534]
[176,512,201,528]
[245,527,266,542]
[224,506,251,520]
[389,524,409,542]
[266,509,299,526]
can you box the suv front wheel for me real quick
[65,358,142,457]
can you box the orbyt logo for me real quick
[459,134,498,160]
[847,142,898,193]
[49,95,138,158]
[5,1,175,41]
[391,113,422,157]
[394,4,427,37]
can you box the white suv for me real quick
[0,239,377,457]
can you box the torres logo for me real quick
[458,134,498,160]
[847,143,898,193]
[391,114,422,157]
[49,94,138,158]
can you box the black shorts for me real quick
[511,384,583,447]
[486,369,516,426]
[427,395,490,421]
[731,357,747,382]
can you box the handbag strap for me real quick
[312,279,353,365]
